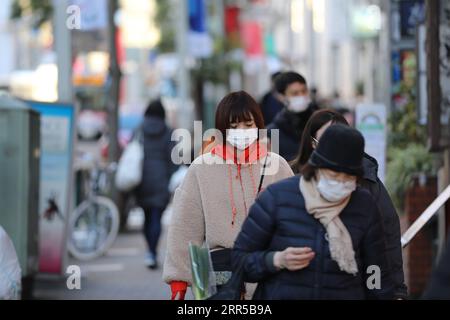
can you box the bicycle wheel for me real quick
[68,196,120,261]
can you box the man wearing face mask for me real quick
[267,71,319,162]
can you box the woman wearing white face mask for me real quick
[290,109,407,299]
[163,91,294,300]
[232,124,395,299]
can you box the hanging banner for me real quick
[27,101,75,274]
[188,0,213,58]
[241,21,264,57]
[356,104,387,183]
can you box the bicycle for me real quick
[68,162,120,261]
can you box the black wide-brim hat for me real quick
[309,124,365,176]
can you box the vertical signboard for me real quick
[27,101,75,274]
[356,104,387,183]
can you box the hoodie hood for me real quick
[211,141,268,165]
[142,116,167,136]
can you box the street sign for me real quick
[356,104,387,183]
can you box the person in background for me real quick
[290,109,408,299]
[163,91,294,300]
[233,124,395,300]
[135,99,178,269]
[422,232,450,299]
[267,71,318,162]
[259,72,285,125]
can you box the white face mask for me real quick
[226,128,258,150]
[317,172,356,202]
[287,96,310,113]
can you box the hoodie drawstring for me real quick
[227,164,257,227]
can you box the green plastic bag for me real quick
[188,242,217,300]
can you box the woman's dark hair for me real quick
[291,109,349,174]
[145,99,166,119]
[275,71,307,95]
[215,91,265,139]
[301,163,318,181]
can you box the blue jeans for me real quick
[143,207,163,257]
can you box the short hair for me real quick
[271,71,282,82]
[144,99,165,119]
[215,91,265,139]
[275,71,308,95]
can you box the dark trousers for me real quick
[143,207,163,256]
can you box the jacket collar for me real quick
[273,107,314,139]
[362,153,378,183]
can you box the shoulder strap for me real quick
[257,156,269,194]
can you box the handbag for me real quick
[115,127,144,192]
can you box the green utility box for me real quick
[0,94,40,296]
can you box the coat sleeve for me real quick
[162,165,204,285]
[232,187,280,283]
[370,179,408,299]
[361,202,396,300]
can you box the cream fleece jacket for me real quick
[162,151,294,285]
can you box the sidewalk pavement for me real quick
[33,207,194,300]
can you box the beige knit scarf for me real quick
[299,176,358,275]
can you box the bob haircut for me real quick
[215,91,265,139]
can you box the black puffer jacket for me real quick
[232,176,395,300]
[267,106,316,162]
[361,154,408,299]
[135,116,177,210]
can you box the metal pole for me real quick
[426,0,441,152]
[176,0,191,129]
[52,0,72,102]
[107,0,121,164]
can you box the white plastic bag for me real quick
[0,226,22,300]
[168,165,188,194]
[115,134,144,192]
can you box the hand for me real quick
[273,247,315,271]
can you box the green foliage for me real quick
[388,86,427,149]
[386,84,434,213]
[386,144,434,213]
[11,0,53,29]
[155,0,175,52]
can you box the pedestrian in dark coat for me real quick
[422,232,450,299]
[233,124,395,300]
[135,99,177,269]
[290,109,408,299]
[259,72,285,125]
[267,72,318,162]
